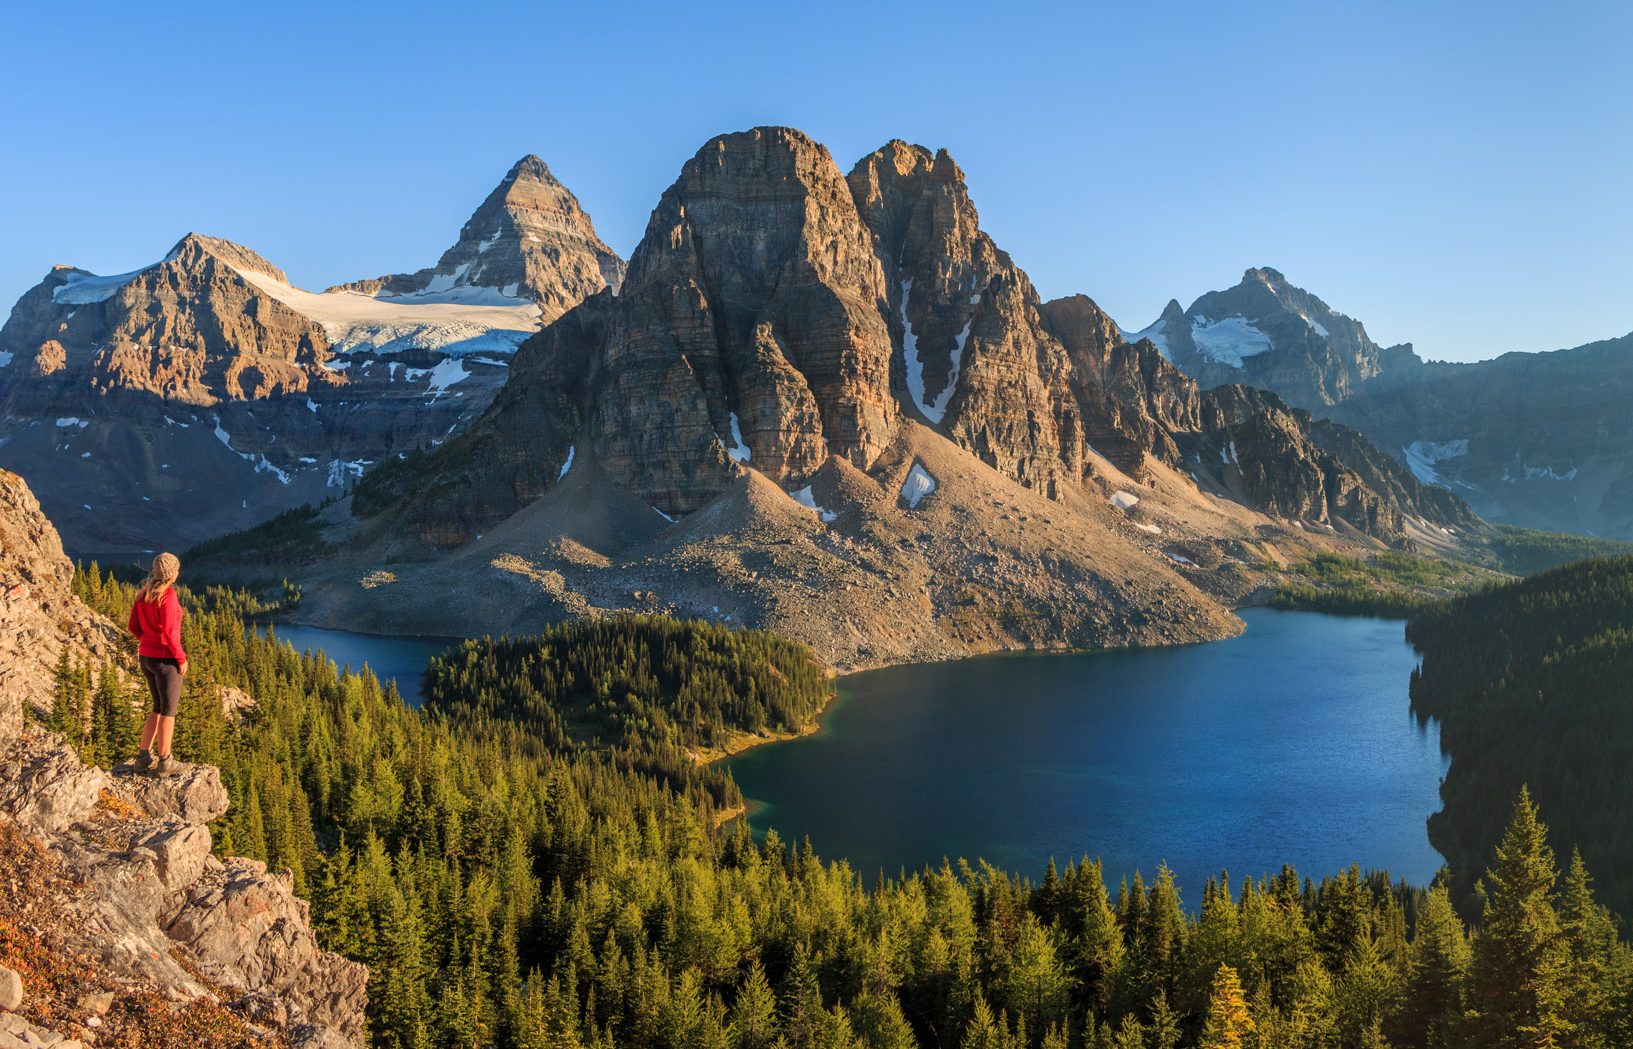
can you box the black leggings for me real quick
[139,656,182,718]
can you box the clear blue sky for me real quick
[3,1,1628,362]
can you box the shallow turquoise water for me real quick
[725,609,1449,901]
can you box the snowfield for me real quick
[1402,439,1470,485]
[1190,315,1273,368]
[232,266,541,357]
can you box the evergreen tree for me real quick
[1395,884,1468,1049]
[1556,850,1631,1048]
[92,661,139,765]
[728,960,777,1045]
[1198,964,1253,1049]
[1465,788,1571,1048]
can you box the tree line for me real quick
[51,563,1632,1048]
[1407,554,1633,922]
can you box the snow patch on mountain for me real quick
[212,417,291,484]
[899,281,969,424]
[326,459,370,488]
[1503,459,1579,483]
[557,445,575,481]
[900,462,938,509]
[724,412,751,463]
[1403,439,1470,485]
[1122,319,1171,360]
[1110,490,1140,510]
[49,250,181,305]
[1190,315,1273,368]
[790,486,838,522]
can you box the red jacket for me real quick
[128,588,187,663]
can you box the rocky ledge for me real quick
[0,731,366,1048]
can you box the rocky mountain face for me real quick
[0,234,338,407]
[0,470,124,737]
[331,127,1476,667]
[1141,267,1633,539]
[1129,267,1401,410]
[334,154,625,320]
[361,130,1452,545]
[0,161,622,556]
[0,472,366,1048]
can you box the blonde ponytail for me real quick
[137,552,181,603]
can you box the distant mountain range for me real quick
[18,125,1622,664]
[0,156,620,553]
[1130,268,1633,539]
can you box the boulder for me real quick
[108,762,229,824]
[0,965,22,1011]
[0,737,109,835]
[168,859,369,1044]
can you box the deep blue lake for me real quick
[726,608,1449,902]
[251,609,1449,904]
[254,622,458,704]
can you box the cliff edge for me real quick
[0,470,366,1048]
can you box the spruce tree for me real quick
[1556,850,1630,1048]
[1198,964,1254,1049]
[1395,883,1469,1049]
[1465,787,1571,1048]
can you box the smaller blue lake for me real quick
[253,623,458,705]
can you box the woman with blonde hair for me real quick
[127,552,187,773]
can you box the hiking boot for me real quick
[154,755,172,775]
[133,749,153,771]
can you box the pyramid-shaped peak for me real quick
[502,154,559,187]
[166,233,289,283]
[328,154,625,315]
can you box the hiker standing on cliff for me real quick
[127,552,187,774]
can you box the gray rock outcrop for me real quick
[0,469,123,737]
[0,471,367,1048]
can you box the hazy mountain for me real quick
[1137,268,1633,539]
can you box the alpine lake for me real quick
[262,608,1447,903]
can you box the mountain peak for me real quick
[330,154,626,316]
[506,153,552,180]
[166,232,289,282]
[1244,266,1288,285]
